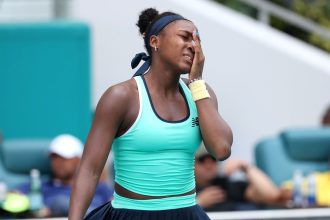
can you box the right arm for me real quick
[69,85,129,220]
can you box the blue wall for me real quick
[0,22,92,141]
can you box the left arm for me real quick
[190,30,233,160]
[196,85,233,160]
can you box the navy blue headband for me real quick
[131,14,187,77]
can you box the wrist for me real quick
[188,79,210,101]
[189,76,202,84]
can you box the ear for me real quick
[149,35,159,50]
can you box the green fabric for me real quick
[111,192,196,211]
[0,22,91,141]
[112,76,201,210]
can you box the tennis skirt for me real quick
[84,201,211,220]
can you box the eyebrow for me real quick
[178,30,193,35]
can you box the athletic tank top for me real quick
[111,75,202,210]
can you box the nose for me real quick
[187,40,195,53]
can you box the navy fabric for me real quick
[132,15,187,77]
[18,180,113,216]
[85,202,210,220]
[145,15,186,43]
[131,52,151,77]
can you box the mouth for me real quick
[183,54,193,64]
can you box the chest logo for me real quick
[192,117,199,127]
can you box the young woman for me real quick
[69,8,233,220]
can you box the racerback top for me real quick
[111,75,202,210]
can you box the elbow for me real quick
[204,141,231,161]
[204,127,233,161]
[215,130,233,161]
[213,140,232,161]
[212,131,233,161]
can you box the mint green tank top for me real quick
[111,75,202,210]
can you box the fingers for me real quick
[198,186,227,205]
[192,31,201,53]
[192,30,204,62]
[193,30,201,44]
[202,186,227,198]
[189,29,205,79]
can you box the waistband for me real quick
[111,192,196,211]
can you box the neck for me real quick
[144,57,182,96]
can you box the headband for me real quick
[131,14,187,77]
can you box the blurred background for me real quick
[0,0,330,219]
[2,0,329,161]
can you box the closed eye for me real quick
[180,35,190,40]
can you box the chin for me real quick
[179,64,192,74]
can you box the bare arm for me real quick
[190,30,233,160]
[224,159,288,205]
[244,165,281,204]
[196,85,233,160]
[69,85,130,220]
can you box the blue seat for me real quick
[0,139,52,189]
[255,127,330,186]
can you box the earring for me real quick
[154,46,158,52]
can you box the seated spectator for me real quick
[195,145,291,211]
[16,134,113,217]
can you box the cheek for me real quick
[163,37,184,54]
[51,160,62,169]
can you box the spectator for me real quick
[322,105,330,126]
[16,134,113,217]
[195,145,291,211]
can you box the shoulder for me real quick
[102,79,137,103]
[96,79,137,114]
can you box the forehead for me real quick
[163,20,196,33]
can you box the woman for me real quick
[69,8,233,220]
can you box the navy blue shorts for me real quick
[85,201,211,220]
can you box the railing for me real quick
[240,0,330,41]
[0,0,71,21]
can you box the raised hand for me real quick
[189,30,205,81]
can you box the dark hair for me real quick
[136,8,180,56]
